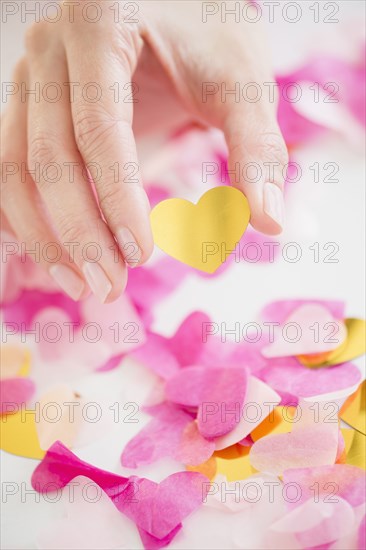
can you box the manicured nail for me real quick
[82,262,112,303]
[50,264,85,301]
[116,227,141,268]
[263,183,285,229]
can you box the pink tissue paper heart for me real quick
[32,441,208,548]
[262,304,347,358]
[166,366,249,438]
[0,378,35,414]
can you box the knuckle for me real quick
[57,217,86,248]
[73,108,118,155]
[258,131,289,167]
[28,135,59,170]
[110,26,143,72]
[24,230,43,254]
[98,183,123,219]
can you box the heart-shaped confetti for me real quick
[150,186,250,273]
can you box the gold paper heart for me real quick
[340,380,366,435]
[298,318,366,368]
[341,428,365,469]
[150,186,250,273]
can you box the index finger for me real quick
[64,17,154,267]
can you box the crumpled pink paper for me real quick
[126,257,190,328]
[257,356,362,403]
[270,496,356,548]
[214,376,281,450]
[283,464,366,508]
[288,55,366,127]
[358,515,366,550]
[122,376,280,466]
[131,331,181,380]
[250,398,341,475]
[0,243,60,306]
[0,378,35,414]
[260,299,345,326]
[279,463,366,548]
[132,311,267,381]
[250,425,339,476]
[277,53,365,147]
[277,74,326,147]
[19,292,145,371]
[2,288,80,331]
[121,404,195,468]
[166,366,249,438]
[32,441,208,549]
[262,303,347,358]
[175,420,216,466]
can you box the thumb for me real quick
[222,103,288,236]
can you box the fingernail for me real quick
[116,227,141,268]
[263,183,285,229]
[50,264,85,301]
[82,262,112,303]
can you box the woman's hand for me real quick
[1,0,288,303]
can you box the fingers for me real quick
[210,18,289,235]
[211,52,289,235]
[1,59,86,301]
[25,27,127,303]
[212,29,289,235]
[223,112,288,235]
[63,17,154,267]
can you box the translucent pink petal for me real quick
[358,515,366,550]
[199,336,267,374]
[262,304,347,358]
[260,299,345,325]
[197,368,248,436]
[2,289,80,331]
[1,250,59,306]
[146,185,171,207]
[168,311,211,366]
[121,406,192,468]
[166,365,249,438]
[283,465,366,508]
[277,76,326,147]
[0,378,35,414]
[174,420,215,465]
[80,293,145,357]
[32,307,79,362]
[258,358,361,401]
[250,424,339,476]
[126,257,189,327]
[165,366,212,408]
[214,376,280,450]
[130,332,180,380]
[288,56,366,127]
[271,497,355,547]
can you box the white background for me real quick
[1,1,365,549]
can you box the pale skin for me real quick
[1,0,289,303]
